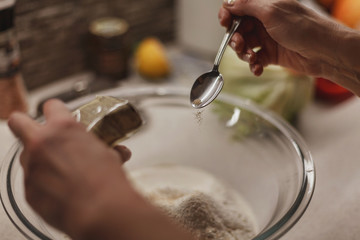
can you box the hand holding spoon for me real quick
[190,18,241,109]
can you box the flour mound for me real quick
[129,165,257,240]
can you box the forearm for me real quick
[318,21,360,96]
[274,2,360,96]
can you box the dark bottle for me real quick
[86,17,130,80]
[0,0,28,120]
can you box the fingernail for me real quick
[223,0,236,5]
[244,53,251,62]
[251,64,263,76]
[230,41,236,50]
[114,145,132,163]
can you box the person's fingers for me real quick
[222,0,267,19]
[218,7,232,28]
[219,8,257,34]
[245,48,257,64]
[8,112,39,142]
[255,48,273,67]
[113,145,132,163]
[233,47,257,65]
[242,32,262,50]
[230,32,245,54]
[250,63,264,76]
[43,99,72,122]
[239,17,256,34]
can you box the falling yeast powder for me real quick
[195,110,204,125]
[192,99,204,125]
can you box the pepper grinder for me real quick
[0,0,28,120]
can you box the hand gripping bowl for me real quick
[0,86,315,240]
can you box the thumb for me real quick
[113,145,132,164]
[223,0,266,18]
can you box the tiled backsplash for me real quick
[15,0,176,90]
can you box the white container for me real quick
[176,0,225,59]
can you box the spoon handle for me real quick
[213,18,241,70]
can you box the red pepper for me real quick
[315,77,353,102]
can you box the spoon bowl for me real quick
[190,70,224,108]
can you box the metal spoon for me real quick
[190,18,241,109]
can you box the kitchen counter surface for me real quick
[1,66,360,239]
[284,97,360,240]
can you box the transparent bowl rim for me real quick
[0,85,316,240]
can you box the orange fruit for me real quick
[135,37,171,80]
[332,0,360,29]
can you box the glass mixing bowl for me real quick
[0,86,315,240]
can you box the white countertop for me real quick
[284,97,360,240]
[1,68,360,239]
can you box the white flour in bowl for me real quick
[128,165,258,240]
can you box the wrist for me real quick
[60,172,139,240]
[75,189,141,240]
[81,185,141,240]
[71,185,194,240]
[320,25,360,96]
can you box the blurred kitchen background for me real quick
[15,0,176,89]
[1,0,359,120]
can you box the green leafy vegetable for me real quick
[218,48,314,123]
